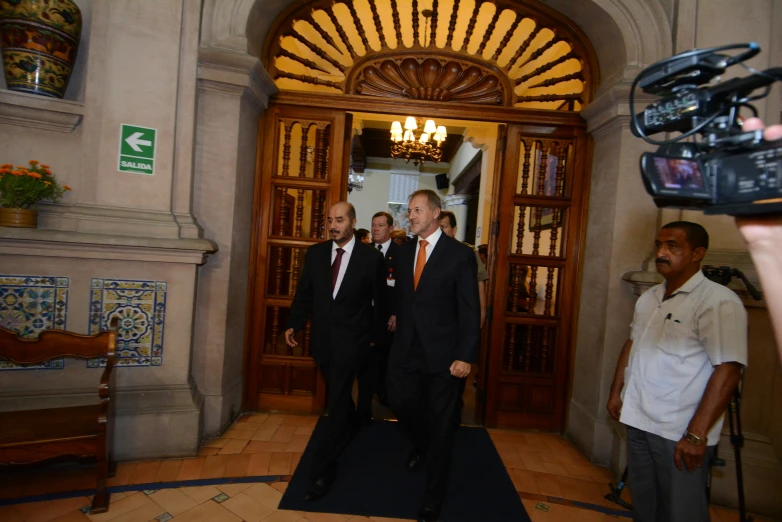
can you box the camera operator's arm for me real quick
[735,118,782,363]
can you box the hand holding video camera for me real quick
[631,43,782,216]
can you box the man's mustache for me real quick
[655,258,670,266]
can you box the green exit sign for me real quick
[118,124,157,175]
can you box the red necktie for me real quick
[331,248,345,292]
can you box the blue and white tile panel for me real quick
[0,275,69,370]
[88,278,167,368]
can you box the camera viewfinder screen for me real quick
[652,157,705,190]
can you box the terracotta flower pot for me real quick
[0,0,82,99]
[0,207,38,228]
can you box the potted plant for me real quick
[0,160,71,228]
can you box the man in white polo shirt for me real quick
[606,221,747,522]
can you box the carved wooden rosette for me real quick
[351,57,508,105]
[264,0,594,110]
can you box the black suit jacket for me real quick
[286,240,387,366]
[389,233,480,373]
[371,240,400,316]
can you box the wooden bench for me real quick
[0,317,118,514]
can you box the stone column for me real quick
[0,0,217,461]
[443,194,473,242]
[567,83,660,466]
[192,51,277,437]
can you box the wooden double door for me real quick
[245,101,590,432]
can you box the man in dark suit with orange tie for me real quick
[284,201,387,502]
[356,211,400,423]
[387,190,480,522]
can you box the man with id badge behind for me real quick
[356,211,400,423]
[606,221,747,522]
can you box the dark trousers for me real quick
[387,334,461,508]
[357,335,392,420]
[626,426,715,522]
[311,361,358,480]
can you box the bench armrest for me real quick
[99,317,119,400]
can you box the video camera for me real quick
[631,43,782,216]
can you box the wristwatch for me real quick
[683,430,707,446]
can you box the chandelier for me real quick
[390,117,447,166]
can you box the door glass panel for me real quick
[515,139,570,197]
[505,263,561,316]
[276,121,331,179]
[270,185,327,239]
[266,245,309,297]
[510,205,565,257]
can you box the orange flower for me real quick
[29,160,39,165]
[63,185,72,191]
[44,170,52,176]
[43,181,51,185]
[27,172,42,179]
[11,170,22,176]
[1,163,11,168]
[40,164,50,169]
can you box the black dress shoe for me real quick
[303,475,334,502]
[406,449,423,472]
[417,504,440,522]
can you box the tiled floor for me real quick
[0,413,775,522]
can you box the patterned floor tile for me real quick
[4,414,775,522]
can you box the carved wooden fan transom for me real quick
[264,0,594,110]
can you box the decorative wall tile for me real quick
[0,275,69,370]
[88,279,167,367]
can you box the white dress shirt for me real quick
[619,271,748,444]
[331,235,356,299]
[414,226,443,273]
[376,238,392,257]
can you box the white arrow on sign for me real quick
[125,132,152,153]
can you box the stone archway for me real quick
[199,0,672,90]
[195,0,673,459]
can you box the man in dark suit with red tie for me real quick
[284,201,387,502]
[387,190,481,522]
[357,211,400,423]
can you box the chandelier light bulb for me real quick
[390,115,445,166]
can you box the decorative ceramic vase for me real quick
[0,207,38,228]
[0,0,82,99]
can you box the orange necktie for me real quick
[414,239,428,290]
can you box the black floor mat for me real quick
[278,418,531,521]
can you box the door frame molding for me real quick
[242,93,592,430]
